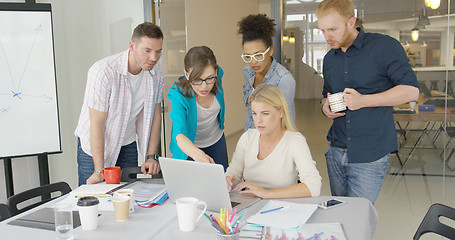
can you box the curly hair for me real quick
[238,14,275,47]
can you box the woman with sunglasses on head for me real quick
[238,14,296,131]
[167,46,228,170]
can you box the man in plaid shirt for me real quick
[75,22,164,185]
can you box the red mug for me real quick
[102,167,121,184]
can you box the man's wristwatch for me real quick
[146,154,160,162]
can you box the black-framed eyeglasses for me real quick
[241,46,271,63]
[190,76,217,85]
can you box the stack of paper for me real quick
[247,200,318,229]
[70,183,124,197]
[128,181,168,207]
[58,182,168,211]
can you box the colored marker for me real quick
[229,208,237,223]
[260,205,289,214]
[305,232,324,240]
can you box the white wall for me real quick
[185,0,260,136]
[0,0,144,203]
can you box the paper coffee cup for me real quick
[328,92,346,113]
[112,195,130,221]
[77,196,100,231]
[115,189,135,213]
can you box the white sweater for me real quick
[226,129,322,197]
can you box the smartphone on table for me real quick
[317,198,345,209]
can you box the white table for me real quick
[0,184,378,240]
[153,196,378,240]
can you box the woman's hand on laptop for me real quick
[235,182,268,198]
[226,176,236,192]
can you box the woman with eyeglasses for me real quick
[167,46,228,170]
[238,14,296,131]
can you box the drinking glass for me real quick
[54,203,74,240]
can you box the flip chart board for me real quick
[0,3,61,158]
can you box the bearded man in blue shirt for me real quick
[316,0,419,204]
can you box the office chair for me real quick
[438,127,455,171]
[7,181,71,216]
[121,166,162,183]
[0,203,12,222]
[413,203,455,240]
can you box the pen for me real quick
[215,215,229,234]
[203,213,212,222]
[234,221,239,234]
[260,205,288,214]
[211,222,225,234]
[229,208,237,223]
[305,232,324,240]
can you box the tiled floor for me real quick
[226,99,455,240]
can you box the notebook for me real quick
[240,223,347,240]
[159,157,260,212]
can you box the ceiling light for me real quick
[289,33,295,43]
[411,27,419,41]
[425,0,441,9]
[283,30,289,42]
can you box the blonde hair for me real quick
[248,85,298,132]
[316,0,355,19]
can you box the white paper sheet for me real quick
[247,200,318,229]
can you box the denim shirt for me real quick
[322,28,419,163]
[243,58,296,131]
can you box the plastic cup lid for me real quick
[77,196,100,206]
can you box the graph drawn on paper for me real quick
[0,7,61,158]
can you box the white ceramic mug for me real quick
[176,197,207,232]
[328,92,346,113]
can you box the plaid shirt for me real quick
[75,50,164,167]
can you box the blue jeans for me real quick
[77,138,138,186]
[325,145,390,204]
[187,134,228,171]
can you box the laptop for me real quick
[159,157,261,212]
[419,81,447,97]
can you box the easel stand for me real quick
[3,153,51,199]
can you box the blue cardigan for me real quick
[167,67,225,159]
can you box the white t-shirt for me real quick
[123,71,145,145]
[225,129,322,197]
[194,98,223,148]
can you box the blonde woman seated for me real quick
[226,85,321,199]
